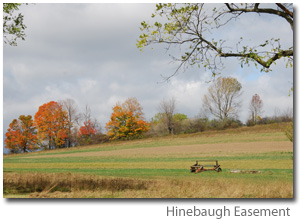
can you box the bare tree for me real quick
[82,104,91,124]
[92,118,102,134]
[81,104,101,134]
[159,97,177,135]
[249,94,263,124]
[281,107,293,122]
[203,77,242,121]
[121,97,145,119]
[273,107,281,122]
[60,98,80,147]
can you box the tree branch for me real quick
[219,49,293,68]
[276,3,293,18]
[225,3,293,30]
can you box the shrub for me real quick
[246,119,256,127]
[209,119,243,130]
[284,123,293,142]
[78,133,109,146]
[188,118,209,133]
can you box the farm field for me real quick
[3,123,293,198]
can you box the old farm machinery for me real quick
[190,160,222,173]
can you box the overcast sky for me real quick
[2,3,293,153]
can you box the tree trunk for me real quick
[168,127,172,135]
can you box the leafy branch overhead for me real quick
[137,3,293,79]
[3,3,27,46]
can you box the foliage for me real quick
[151,113,187,124]
[187,118,210,133]
[78,120,98,145]
[209,118,243,130]
[256,108,293,125]
[34,101,70,149]
[106,98,150,140]
[173,113,188,121]
[78,120,97,136]
[89,133,110,145]
[172,113,188,134]
[246,119,256,127]
[203,77,242,121]
[149,112,244,136]
[137,3,293,79]
[150,113,165,125]
[3,3,27,46]
[5,115,38,153]
[150,112,188,136]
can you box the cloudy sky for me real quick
[2,3,293,152]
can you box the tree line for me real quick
[5,76,293,153]
[4,97,151,153]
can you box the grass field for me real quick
[3,123,293,198]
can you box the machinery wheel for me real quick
[216,168,222,172]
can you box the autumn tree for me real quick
[3,3,27,46]
[5,115,38,153]
[137,3,293,80]
[203,77,242,121]
[158,97,177,135]
[249,94,263,124]
[106,97,150,140]
[78,120,98,145]
[34,101,69,149]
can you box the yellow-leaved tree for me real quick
[106,97,150,140]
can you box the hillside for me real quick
[3,122,293,198]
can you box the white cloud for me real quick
[78,79,98,94]
[3,3,293,140]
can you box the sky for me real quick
[2,3,293,153]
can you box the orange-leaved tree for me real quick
[106,97,150,140]
[34,101,69,149]
[5,115,38,153]
[78,120,98,144]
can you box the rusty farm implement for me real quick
[190,160,222,173]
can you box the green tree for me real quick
[137,3,293,80]
[203,77,242,121]
[3,3,27,46]
[173,113,188,122]
[150,112,188,135]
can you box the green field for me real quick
[3,123,293,198]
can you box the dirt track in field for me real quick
[29,141,293,159]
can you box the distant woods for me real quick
[5,77,293,153]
